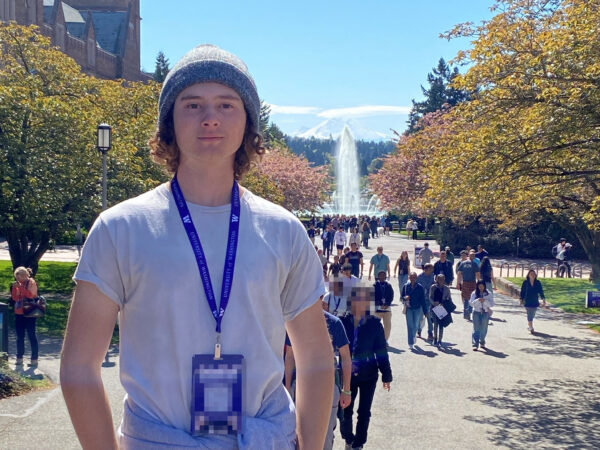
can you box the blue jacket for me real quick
[401,282,428,314]
[520,279,545,307]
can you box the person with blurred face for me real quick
[340,286,392,449]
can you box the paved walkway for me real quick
[1,233,599,449]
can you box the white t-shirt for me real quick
[334,231,347,246]
[323,291,348,317]
[74,183,325,432]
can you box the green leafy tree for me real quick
[0,24,100,273]
[406,58,469,134]
[153,51,170,83]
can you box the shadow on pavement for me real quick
[411,345,437,357]
[464,379,600,448]
[480,347,508,359]
[438,344,467,357]
[387,345,405,355]
[512,333,600,359]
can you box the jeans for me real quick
[398,274,408,290]
[472,311,489,347]
[15,314,38,360]
[463,299,473,319]
[405,308,422,346]
[324,385,340,450]
[418,310,434,336]
[340,377,377,448]
[485,282,494,302]
[526,307,537,322]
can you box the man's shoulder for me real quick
[243,189,306,233]
[100,184,170,224]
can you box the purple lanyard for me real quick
[171,174,240,335]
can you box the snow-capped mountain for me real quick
[291,118,390,142]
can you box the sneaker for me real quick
[29,359,38,368]
[427,333,433,342]
[417,331,422,338]
[345,444,353,450]
[15,358,23,366]
[409,344,414,350]
[473,346,478,351]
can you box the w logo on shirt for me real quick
[182,215,192,224]
[231,215,239,222]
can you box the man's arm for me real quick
[387,263,391,279]
[360,258,364,278]
[286,300,334,450]
[368,263,373,280]
[338,344,352,409]
[60,281,119,450]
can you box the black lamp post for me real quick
[96,123,112,211]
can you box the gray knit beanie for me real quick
[158,44,260,132]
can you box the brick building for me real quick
[0,0,147,81]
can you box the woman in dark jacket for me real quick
[520,269,546,334]
[340,285,392,450]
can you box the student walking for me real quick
[428,274,453,347]
[373,271,394,342]
[469,281,494,350]
[394,251,410,290]
[520,269,546,333]
[340,286,392,450]
[401,272,428,350]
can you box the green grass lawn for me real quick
[0,260,76,294]
[396,230,433,240]
[1,260,118,343]
[507,277,600,332]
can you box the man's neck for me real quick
[175,161,243,206]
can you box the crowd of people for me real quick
[296,215,550,450]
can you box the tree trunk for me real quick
[568,222,600,283]
[6,230,50,276]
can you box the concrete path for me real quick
[1,233,599,449]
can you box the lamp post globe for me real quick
[96,123,112,211]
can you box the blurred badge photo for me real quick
[191,354,244,436]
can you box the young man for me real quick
[419,242,434,270]
[334,226,347,256]
[368,246,390,281]
[456,250,481,320]
[433,251,454,286]
[373,270,394,342]
[284,305,352,450]
[60,45,333,449]
[346,242,364,279]
[323,279,348,317]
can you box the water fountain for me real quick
[320,125,383,216]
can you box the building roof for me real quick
[84,11,127,55]
[42,1,129,56]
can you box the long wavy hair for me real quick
[148,108,265,179]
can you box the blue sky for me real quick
[140,1,496,137]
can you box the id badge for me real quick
[190,354,244,436]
